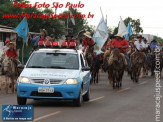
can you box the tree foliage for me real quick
[0,0,66,38]
[60,8,94,38]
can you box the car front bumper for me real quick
[17,82,81,100]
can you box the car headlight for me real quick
[64,79,77,84]
[19,77,30,83]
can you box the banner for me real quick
[93,16,108,55]
[117,17,128,37]
[125,22,133,39]
[14,17,29,42]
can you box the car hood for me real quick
[20,68,79,79]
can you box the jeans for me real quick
[146,54,151,63]
[123,52,131,69]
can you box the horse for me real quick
[84,44,101,84]
[130,51,146,83]
[108,48,126,89]
[1,56,17,93]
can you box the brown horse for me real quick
[1,56,17,93]
[108,48,126,89]
[84,44,101,84]
[130,52,146,83]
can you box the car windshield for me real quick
[26,52,79,69]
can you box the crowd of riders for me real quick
[1,29,163,73]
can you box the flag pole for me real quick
[106,14,107,26]
[22,40,25,64]
[100,7,104,17]
[67,8,70,35]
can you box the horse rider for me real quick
[64,34,76,47]
[130,35,147,76]
[127,39,136,56]
[82,31,96,58]
[29,29,48,50]
[5,42,20,69]
[82,32,95,49]
[130,35,147,59]
[5,42,17,59]
[103,35,116,68]
[150,39,158,52]
[109,34,129,70]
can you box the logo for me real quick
[44,79,50,84]
[2,105,33,121]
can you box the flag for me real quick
[125,22,133,39]
[14,17,29,42]
[69,10,75,25]
[93,16,109,55]
[117,17,128,37]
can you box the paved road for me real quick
[0,72,162,122]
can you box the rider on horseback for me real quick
[108,34,129,69]
[130,35,147,61]
[5,42,20,70]
[5,42,17,60]
[130,35,147,78]
[82,31,96,58]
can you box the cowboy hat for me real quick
[110,35,116,39]
[114,34,123,38]
[83,31,92,38]
[137,35,143,38]
[9,42,16,47]
[40,29,48,37]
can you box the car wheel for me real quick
[17,95,27,105]
[83,87,90,101]
[73,89,83,107]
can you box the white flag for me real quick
[69,10,75,25]
[117,17,128,37]
[93,16,109,55]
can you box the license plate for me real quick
[38,87,54,93]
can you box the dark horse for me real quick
[108,48,125,89]
[130,52,146,83]
[85,44,102,84]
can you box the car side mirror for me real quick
[17,64,24,69]
[81,66,90,71]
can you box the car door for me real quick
[80,54,90,94]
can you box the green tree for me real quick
[60,8,93,37]
[0,1,65,38]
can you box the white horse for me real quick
[1,55,16,93]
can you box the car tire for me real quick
[73,89,83,107]
[17,95,27,105]
[83,87,90,101]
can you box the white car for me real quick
[17,48,91,106]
